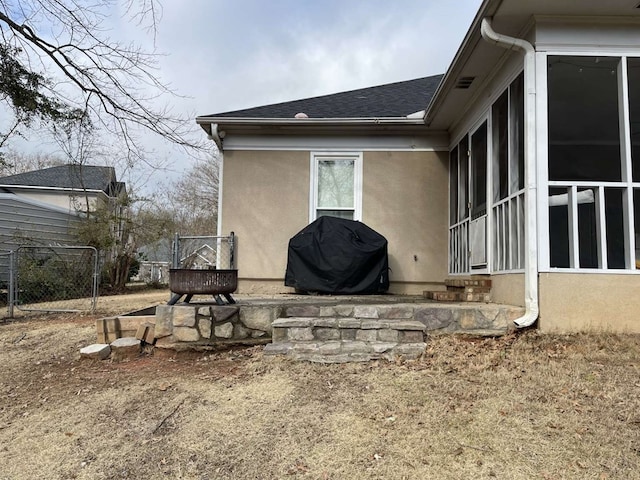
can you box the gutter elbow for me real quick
[514,303,539,329]
[481,17,534,56]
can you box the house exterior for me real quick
[197,0,640,333]
[0,165,127,283]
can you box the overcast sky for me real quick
[146,0,483,116]
[5,0,484,188]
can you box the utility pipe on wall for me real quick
[480,17,539,328]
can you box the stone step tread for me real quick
[445,278,492,288]
[423,291,492,303]
[272,317,425,331]
[264,340,426,363]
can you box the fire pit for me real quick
[168,269,237,305]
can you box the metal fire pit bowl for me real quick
[168,269,237,304]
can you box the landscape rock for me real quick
[173,327,200,342]
[80,344,111,360]
[172,306,196,327]
[198,318,212,339]
[110,337,141,361]
[154,306,173,338]
[240,306,278,333]
[214,322,234,339]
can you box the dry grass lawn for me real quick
[1,292,640,479]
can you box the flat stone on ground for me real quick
[80,343,111,360]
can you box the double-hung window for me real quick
[310,152,362,222]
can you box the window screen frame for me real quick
[309,151,363,223]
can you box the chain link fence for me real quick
[172,233,235,270]
[12,246,99,313]
[0,250,11,315]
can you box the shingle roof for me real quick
[0,165,118,193]
[205,74,443,119]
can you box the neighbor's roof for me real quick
[204,74,444,119]
[0,164,122,194]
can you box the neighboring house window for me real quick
[310,152,362,222]
[546,56,639,270]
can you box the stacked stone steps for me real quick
[424,278,492,303]
[264,317,426,363]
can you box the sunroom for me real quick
[433,5,640,331]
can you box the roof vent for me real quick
[294,112,309,119]
[454,76,475,89]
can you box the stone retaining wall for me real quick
[153,304,280,349]
[265,317,427,363]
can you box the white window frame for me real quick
[540,53,640,273]
[309,151,363,223]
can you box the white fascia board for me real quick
[424,0,498,122]
[196,116,426,127]
[0,184,106,196]
[221,134,449,152]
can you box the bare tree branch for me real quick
[0,0,205,166]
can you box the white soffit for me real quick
[425,0,640,132]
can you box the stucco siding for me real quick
[221,150,309,290]
[221,148,450,294]
[362,151,449,294]
[491,274,525,307]
[539,273,640,333]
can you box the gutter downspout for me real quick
[481,17,539,328]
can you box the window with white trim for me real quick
[310,152,362,222]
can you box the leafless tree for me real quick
[0,0,204,166]
[0,149,65,176]
[164,153,220,235]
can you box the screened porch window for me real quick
[547,56,639,270]
[449,73,525,274]
[310,153,362,222]
[491,73,525,272]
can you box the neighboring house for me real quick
[196,0,640,333]
[0,164,127,283]
[181,244,216,269]
[134,238,172,284]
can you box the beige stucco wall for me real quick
[490,274,525,307]
[221,149,449,294]
[362,151,448,294]
[221,150,309,293]
[539,273,640,333]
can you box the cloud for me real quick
[2,0,484,189]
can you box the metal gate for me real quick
[12,246,99,313]
[172,233,235,270]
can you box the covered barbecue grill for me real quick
[285,216,389,294]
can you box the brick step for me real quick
[445,278,492,289]
[423,290,492,303]
[265,317,426,363]
[445,285,492,294]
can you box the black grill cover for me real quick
[285,216,389,294]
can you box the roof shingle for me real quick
[205,74,443,119]
[0,165,118,193]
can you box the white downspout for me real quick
[481,17,539,328]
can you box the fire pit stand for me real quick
[168,269,238,305]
